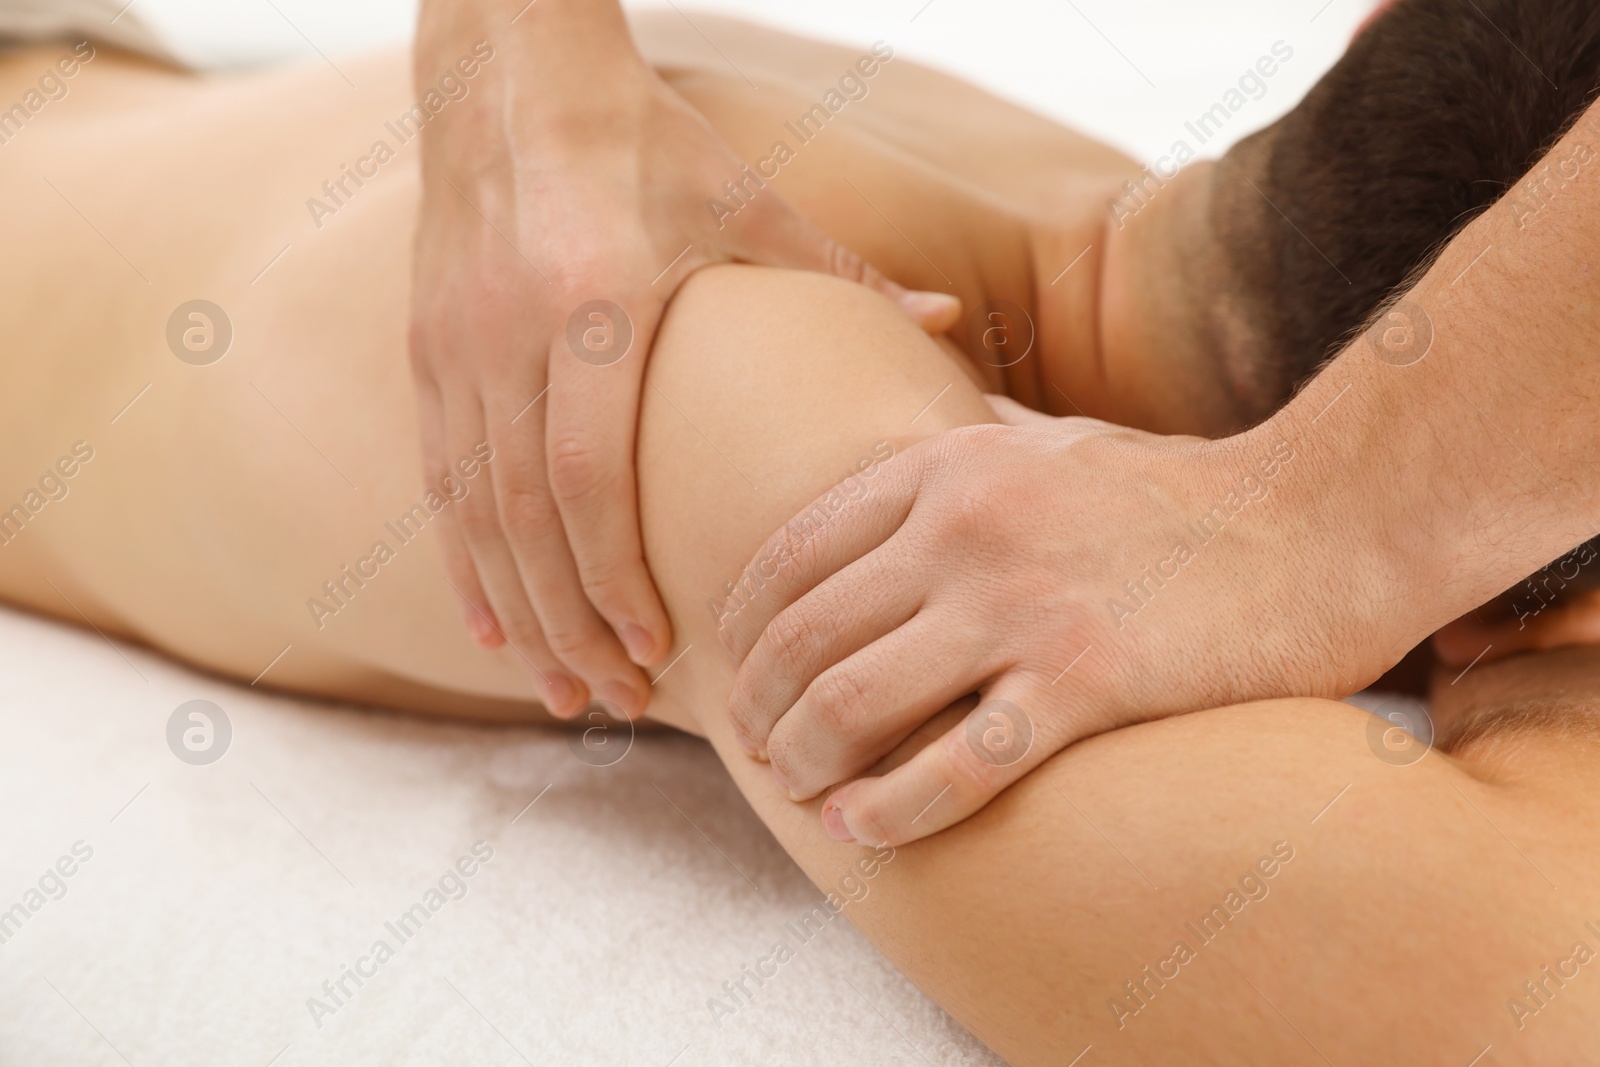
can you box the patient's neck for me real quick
[1428,645,1600,778]
[1032,159,1265,439]
[1436,645,1600,717]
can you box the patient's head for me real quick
[1183,0,1600,621]
[1436,544,1600,666]
[1427,591,1600,755]
[1200,0,1600,414]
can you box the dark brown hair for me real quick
[1214,0,1600,603]
[1218,0,1600,400]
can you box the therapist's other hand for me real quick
[719,410,1388,845]
[409,4,961,719]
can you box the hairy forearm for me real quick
[1257,95,1600,666]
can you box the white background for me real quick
[117,0,1383,160]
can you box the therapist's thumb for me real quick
[728,192,962,333]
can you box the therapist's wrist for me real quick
[1239,364,1446,686]
[415,0,649,117]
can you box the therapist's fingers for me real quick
[819,670,1071,846]
[545,294,673,670]
[413,367,502,648]
[442,398,582,715]
[435,508,502,648]
[487,376,652,720]
[763,614,988,801]
[724,551,922,756]
[717,454,923,662]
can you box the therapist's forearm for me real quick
[1256,95,1600,658]
[415,0,646,127]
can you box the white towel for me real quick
[0,605,998,1065]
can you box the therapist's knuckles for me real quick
[753,605,835,696]
[547,422,626,496]
[727,677,797,739]
[717,535,830,662]
[795,665,877,745]
[724,697,774,760]
[723,654,781,745]
[732,648,899,786]
[764,736,818,801]
[768,706,886,800]
[491,482,563,544]
[731,629,874,760]
[561,533,633,602]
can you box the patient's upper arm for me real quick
[628,264,1598,1065]
[851,697,1600,1064]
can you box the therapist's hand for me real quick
[410,0,960,719]
[719,402,1398,845]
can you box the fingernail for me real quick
[544,672,580,715]
[602,680,648,721]
[822,804,856,843]
[770,762,796,799]
[464,606,503,648]
[900,290,960,323]
[620,624,656,666]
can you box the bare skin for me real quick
[727,11,1600,845]
[1,25,1597,1066]
[0,20,1237,717]
[409,0,965,723]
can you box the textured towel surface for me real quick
[0,610,1418,1067]
[0,606,998,1066]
